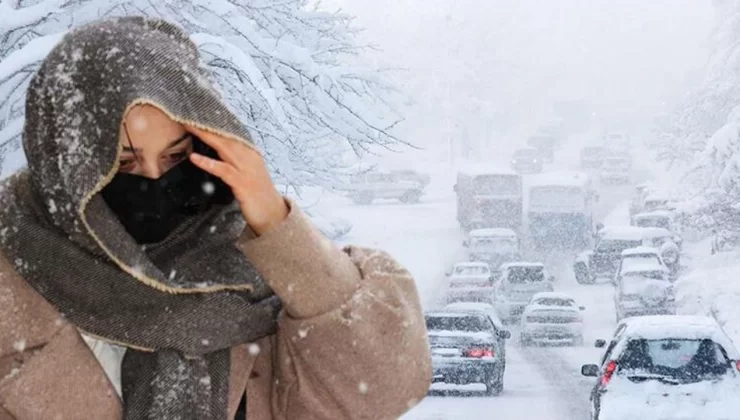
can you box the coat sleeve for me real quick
[237,201,432,420]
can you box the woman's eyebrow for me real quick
[121,133,191,152]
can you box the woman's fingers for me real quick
[184,125,257,168]
[190,153,246,199]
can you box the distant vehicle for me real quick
[603,131,630,150]
[527,172,598,250]
[599,155,631,184]
[632,210,679,233]
[582,316,740,420]
[443,302,511,374]
[580,146,605,169]
[346,169,430,205]
[493,262,555,323]
[510,147,543,174]
[445,261,496,304]
[463,228,521,269]
[454,167,523,231]
[426,311,508,396]
[574,226,646,284]
[628,183,655,217]
[638,227,682,277]
[614,258,674,321]
[527,134,558,163]
[520,292,585,346]
[641,193,675,213]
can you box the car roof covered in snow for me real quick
[528,171,591,188]
[469,228,518,238]
[453,261,490,268]
[621,246,660,256]
[634,210,673,219]
[501,261,544,269]
[618,316,739,357]
[621,263,669,275]
[638,227,674,238]
[458,164,518,177]
[599,226,647,241]
[531,292,575,301]
[644,192,671,202]
[424,311,484,319]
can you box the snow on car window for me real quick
[425,315,489,332]
[507,266,545,283]
[535,298,574,307]
[454,265,488,275]
[472,175,519,195]
[636,217,671,230]
[619,339,729,382]
[621,255,661,270]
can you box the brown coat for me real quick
[0,205,432,419]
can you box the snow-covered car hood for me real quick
[622,277,673,301]
[601,376,740,420]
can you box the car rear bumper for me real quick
[521,322,582,340]
[431,358,499,385]
[497,301,528,320]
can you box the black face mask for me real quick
[101,138,233,244]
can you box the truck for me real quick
[454,166,523,231]
[527,171,598,250]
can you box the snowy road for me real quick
[316,167,638,420]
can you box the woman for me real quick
[0,17,431,420]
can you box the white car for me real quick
[464,228,522,268]
[493,262,555,323]
[520,292,585,346]
[582,316,740,420]
[599,156,631,184]
[614,258,675,322]
[445,262,495,304]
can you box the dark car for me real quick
[426,311,508,396]
[574,226,644,284]
[510,147,543,174]
[527,135,557,163]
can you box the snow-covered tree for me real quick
[0,0,404,185]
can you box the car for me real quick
[443,302,512,377]
[580,146,605,169]
[425,311,507,396]
[510,147,543,174]
[444,262,496,304]
[615,246,668,280]
[614,257,675,322]
[603,131,631,150]
[631,210,678,233]
[574,226,645,284]
[463,228,522,268]
[582,316,740,420]
[346,169,430,205]
[527,134,558,163]
[641,193,675,213]
[628,183,655,217]
[638,227,682,277]
[599,155,631,184]
[520,292,585,346]
[493,262,555,323]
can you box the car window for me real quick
[616,338,730,382]
[425,315,490,332]
[534,298,574,307]
[454,265,489,275]
[597,239,642,252]
[507,266,545,283]
[621,255,661,270]
[636,217,671,230]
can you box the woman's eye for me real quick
[119,159,136,171]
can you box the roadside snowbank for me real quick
[676,239,740,345]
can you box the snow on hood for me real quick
[19,16,253,252]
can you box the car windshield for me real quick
[471,237,518,252]
[597,239,642,252]
[507,266,545,283]
[473,175,520,195]
[617,339,730,383]
[515,149,539,158]
[454,265,489,276]
[425,315,490,332]
[534,298,574,307]
[622,271,667,281]
[636,217,671,230]
[621,255,661,270]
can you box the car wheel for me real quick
[400,190,422,204]
[519,333,530,347]
[485,374,501,397]
[574,262,592,285]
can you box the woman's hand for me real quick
[186,125,288,235]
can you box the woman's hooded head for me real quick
[23,16,252,246]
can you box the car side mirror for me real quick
[579,306,586,311]
[453,184,458,192]
[498,330,511,339]
[581,364,599,377]
[594,339,606,348]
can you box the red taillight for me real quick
[465,347,494,358]
[735,360,740,374]
[601,360,617,387]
